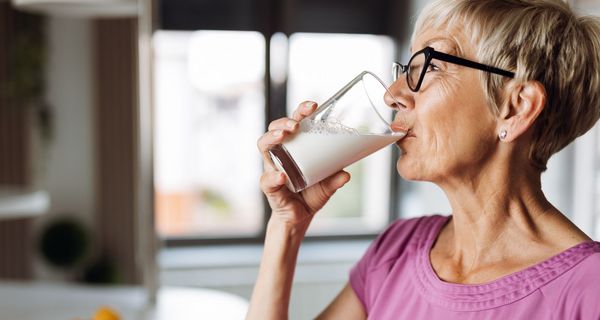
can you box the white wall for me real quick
[32,16,96,279]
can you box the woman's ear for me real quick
[497,80,546,142]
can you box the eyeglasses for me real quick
[393,46,515,92]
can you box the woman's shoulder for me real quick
[561,245,600,290]
[367,214,449,267]
[550,244,600,317]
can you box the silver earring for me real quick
[499,130,508,140]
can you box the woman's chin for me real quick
[396,158,421,181]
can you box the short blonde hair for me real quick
[414,0,600,171]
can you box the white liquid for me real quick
[282,119,404,188]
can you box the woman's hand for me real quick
[249,101,351,320]
[257,101,351,229]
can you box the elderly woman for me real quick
[248,0,600,319]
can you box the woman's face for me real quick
[389,27,500,183]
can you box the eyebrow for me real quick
[412,36,463,56]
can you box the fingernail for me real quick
[287,120,297,128]
[305,102,315,110]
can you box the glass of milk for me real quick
[269,71,408,193]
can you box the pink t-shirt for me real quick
[350,215,600,319]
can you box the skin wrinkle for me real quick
[388,24,592,284]
[438,159,557,280]
[406,38,478,180]
[445,193,544,278]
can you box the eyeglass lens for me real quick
[407,52,426,91]
[393,51,427,91]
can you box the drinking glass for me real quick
[269,71,408,193]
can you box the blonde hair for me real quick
[414,0,600,171]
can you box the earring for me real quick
[499,129,508,141]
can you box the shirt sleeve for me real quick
[567,269,600,320]
[348,217,418,311]
[573,289,600,319]
[553,254,600,320]
[348,216,435,313]
[349,237,378,310]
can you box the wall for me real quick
[0,3,33,279]
[94,17,140,284]
[33,16,96,279]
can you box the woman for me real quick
[249,0,600,319]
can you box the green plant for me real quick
[2,11,52,140]
[7,12,46,107]
[81,256,121,284]
[200,188,231,215]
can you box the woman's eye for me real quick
[426,63,440,72]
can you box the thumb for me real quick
[321,170,351,193]
[303,170,351,214]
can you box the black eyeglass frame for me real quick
[393,46,515,92]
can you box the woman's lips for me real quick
[396,131,415,146]
[391,123,409,133]
[403,130,416,139]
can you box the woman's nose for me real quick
[383,89,400,109]
[384,78,413,111]
[385,79,414,132]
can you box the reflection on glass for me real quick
[153,30,265,238]
[286,33,396,234]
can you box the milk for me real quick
[269,119,404,192]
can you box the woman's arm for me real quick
[248,100,351,319]
[247,224,367,320]
[246,219,307,320]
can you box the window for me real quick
[153,30,265,238]
[153,30,400,241]
[154,0,416,243]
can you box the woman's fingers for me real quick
[257,130,285,171]
[302,170,350,213]
[320,171,351,194]
[258,117,301,171]
[257,129,286,154]
[268,117,299,132]
[260,170,287,194]
[291,101,317,121]
[258,101,315,161]
[257,101,316,175]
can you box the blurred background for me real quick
[0,0,599,319]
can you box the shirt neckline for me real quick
[411,215,600,311]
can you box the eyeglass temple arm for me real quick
[392,62,408,72]
[432,51,515,78]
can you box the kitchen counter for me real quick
[0,280,248,320]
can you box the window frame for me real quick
[160,34,401,246]
[157,0,406,247]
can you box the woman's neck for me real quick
[433,160,589,282]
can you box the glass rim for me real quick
[316,70,403,128]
